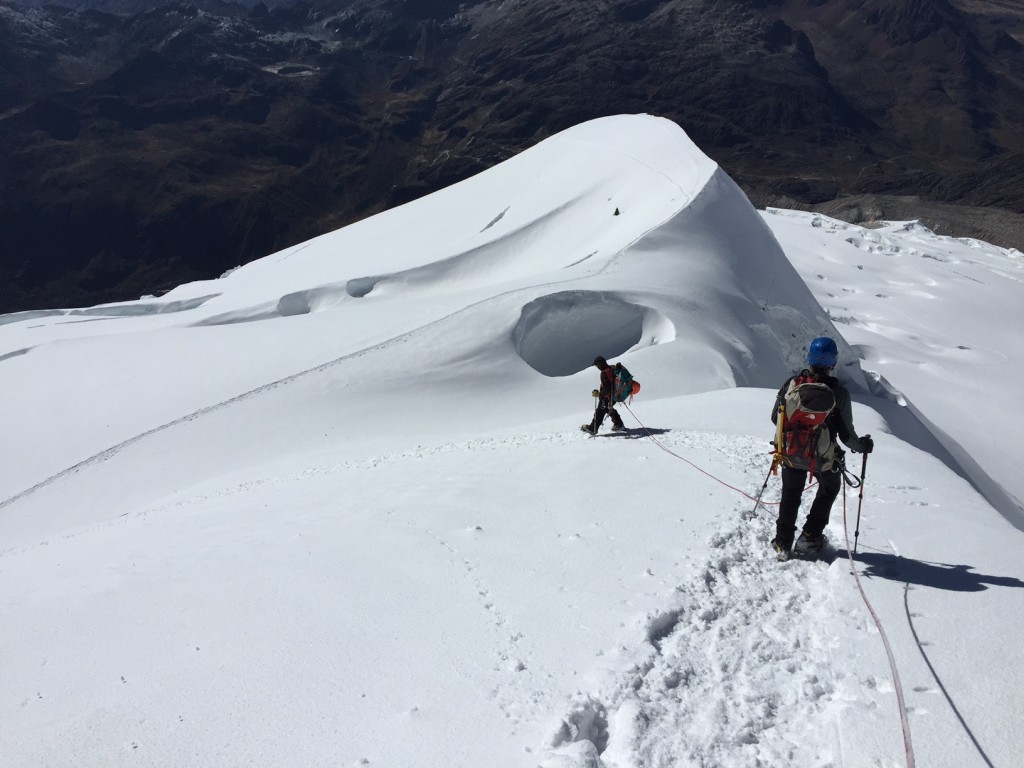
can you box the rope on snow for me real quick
[842,480,917,768]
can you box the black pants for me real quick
[590,398,623,430]
[775,465,842,546]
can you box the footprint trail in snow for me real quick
[544,499,851,768]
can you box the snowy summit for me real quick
[2,114,1022,767]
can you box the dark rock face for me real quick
[1,0,1022,312]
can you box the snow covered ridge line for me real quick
[1,275,658,515]
[168,114,721,312]
[764,208,1024,261]
[0,305,433,513]
[0,294,219,326]
[857,368,1024,532]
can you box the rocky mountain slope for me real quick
[2,0,1023,312]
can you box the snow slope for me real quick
[2,114,1022,768]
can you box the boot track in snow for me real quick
[544,498,848,767]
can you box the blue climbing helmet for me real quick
[807,336,838,367]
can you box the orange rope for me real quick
[620,402,823,506]
[620,402,791,505]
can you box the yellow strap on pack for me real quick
[771,402,785,475]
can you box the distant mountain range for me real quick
[2,0,1023,313]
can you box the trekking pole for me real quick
[750,403,786,518]
[748,460,777,519]
[853,452,869,554]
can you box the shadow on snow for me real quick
[840,548,1024,592]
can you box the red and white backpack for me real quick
[780,374,836,472]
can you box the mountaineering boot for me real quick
[611,423,627,432]
[793,530,825,555]
[771,538,791,561]
[580,424,597,435]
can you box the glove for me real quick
[592,389,600,398]
[859,434,874,454]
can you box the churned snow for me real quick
[1,114,1022,768]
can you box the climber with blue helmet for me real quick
[769,336,873,558]
[806,336,839,367]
